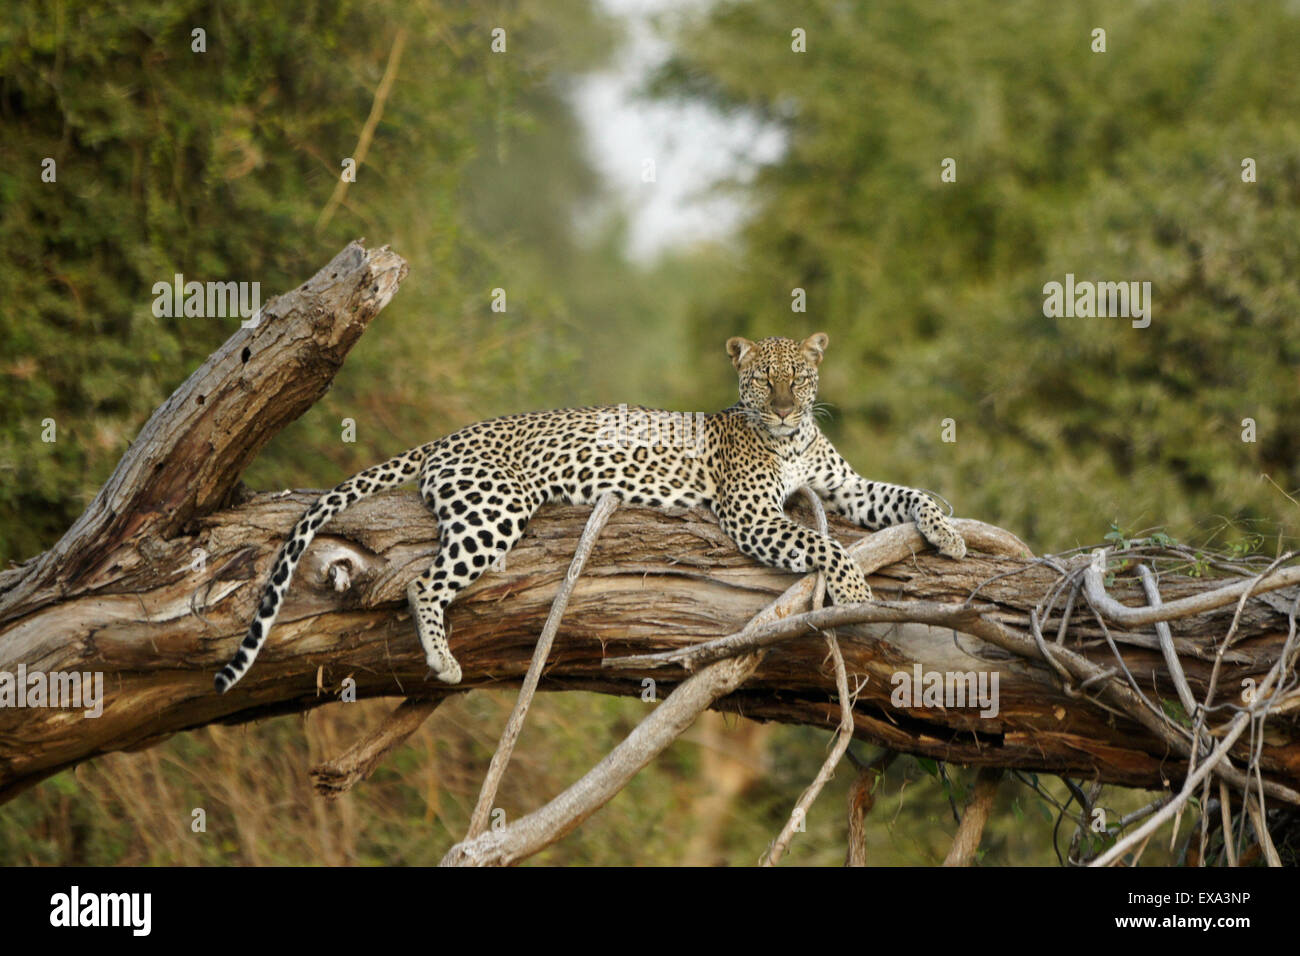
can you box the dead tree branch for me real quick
[845,751,897,866]
[464,493,619,839]
[439,652,765,866]
[310,698,441,798]
[943,767,1003,866]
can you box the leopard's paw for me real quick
[436,659,463,685]
[829,568,874,605]
[919,510,966,559]
[938,531,966,560]
[426,653,462,685]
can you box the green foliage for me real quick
[649,0,1300,553]
[0,0,617,563]
[1160,698,1193,729]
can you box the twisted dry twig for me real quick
[465,493,620,840]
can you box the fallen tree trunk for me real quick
[2,242,1298,859]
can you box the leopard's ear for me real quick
[726,336,756,370]
[801,332,829,366]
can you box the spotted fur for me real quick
[213,333,966,693]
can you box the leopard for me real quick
[214,332,966,693]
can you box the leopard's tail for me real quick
[214,443,434,694]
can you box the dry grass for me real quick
[2,687,1171,866]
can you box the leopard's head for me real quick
[726,333,828,437]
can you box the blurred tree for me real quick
[0,0,620,564]
[648,0,1300,551]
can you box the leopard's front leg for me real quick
[908,490,966,558]
[828,479,966,558]
[807,437,966,558]
[717,506,873,604]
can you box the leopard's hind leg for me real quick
[408,460,539,683]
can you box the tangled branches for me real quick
[316,511,1300,866]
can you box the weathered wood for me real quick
[309,697,442,798]
[4,487,1298,802]
[0,239,408,624]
